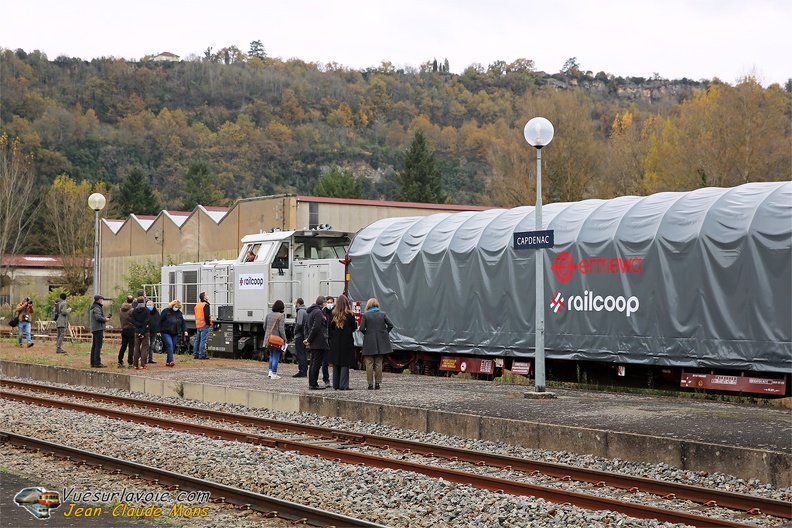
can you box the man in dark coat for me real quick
[319,296,335,386]
[303,295,328,390]
[89,295,111,368]
[292,298,307,377]
[131,297,150,369]
[117,295,135,368]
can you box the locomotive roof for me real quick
[240,229,351,243]
[350,182,791,255]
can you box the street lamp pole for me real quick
[88,193,106,297]
[523,117,554,393]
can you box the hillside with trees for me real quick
[1,45,790,292]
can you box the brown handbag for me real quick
[265,314,285,348]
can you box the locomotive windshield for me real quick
[293,235,350,260]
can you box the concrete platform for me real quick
[2,359,790,488]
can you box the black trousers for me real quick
[91,330,104,366]
[332,365,349,390]
[118,330,134,364]
[308,349,326,387]
[294,337,307,375]
[148,332,157,361]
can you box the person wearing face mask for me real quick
[158,300,188,367]
[320,296,335,388]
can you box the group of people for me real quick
[15,288,390,386]
[116,292,159,370]
[88,290,193,369]
[266,294,393,391]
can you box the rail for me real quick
[0,430,385,528]
[3,382,787,525]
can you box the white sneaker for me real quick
[270,373,281,379]
[268,370,273,378]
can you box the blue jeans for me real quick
[162,333,176,363]
[268,347,281,374]
[18,321,31,344]
[193,326,209,358]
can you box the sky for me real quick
[5,0,790,86]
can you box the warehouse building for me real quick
[99,194,489,295]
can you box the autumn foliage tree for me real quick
[0,133,39,287]
[0,46,789,264]
[644,77,791,193]
[44,176,108,294]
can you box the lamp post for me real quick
[88,193,106,297]
[523,117,554,392]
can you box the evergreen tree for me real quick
[396,130,447,203]
[117,166,159,216]
[314,165,365,199]
[248,40,266,60]
[182,160,225,210]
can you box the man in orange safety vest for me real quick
[193,292,212,360]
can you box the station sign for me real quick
[510,361,532,375]
[514,230,554,250]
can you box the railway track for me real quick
[3,380,789,527]
[0,430,385,528]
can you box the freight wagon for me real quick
[345,182,791,395]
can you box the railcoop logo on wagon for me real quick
[550,252,641,317]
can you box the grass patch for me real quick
[494,370,533,385]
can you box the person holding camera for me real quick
[15,297,35,348]
[89,295,111,367]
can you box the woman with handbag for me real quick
[263,300,286,379]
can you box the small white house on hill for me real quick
[151,51,179,62]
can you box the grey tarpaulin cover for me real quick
[347,182,791,372]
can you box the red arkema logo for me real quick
[551,252,643,283]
